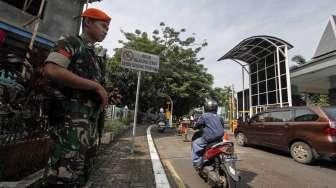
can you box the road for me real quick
[152,128,336,188]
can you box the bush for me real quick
[103,119,126,135]
[121,117,130,125]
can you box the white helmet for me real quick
[160,108,164,113]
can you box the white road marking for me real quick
[147,125,171,188]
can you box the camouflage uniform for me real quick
[44,34,105,186]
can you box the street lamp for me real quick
[232,59,251,120]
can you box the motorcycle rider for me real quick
[159,107,165,122]
[192,99,225,170]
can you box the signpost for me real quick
[121,48,159,153]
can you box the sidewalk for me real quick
[86,124,155,188]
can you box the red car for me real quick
[234,106,336,164]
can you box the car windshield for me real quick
[322,107,336,120]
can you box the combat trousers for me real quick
[46,100,100,186]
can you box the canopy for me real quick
[218,35,293,64]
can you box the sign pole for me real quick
[131,71,141,154]
[120,48,159,154]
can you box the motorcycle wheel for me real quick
[158,127,165,133]
[218,167,237,188]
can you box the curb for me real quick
[146,125,171,188]
[0,169,44,188]
[162,159,186,188]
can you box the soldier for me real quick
[43,8,111,186]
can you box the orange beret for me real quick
[81,8,111,22]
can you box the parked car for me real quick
[234,106,336,164]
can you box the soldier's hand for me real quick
[95,84,108,110]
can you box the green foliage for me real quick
[103,119,125,135]
[121,116,130,125]
[308,94,329,106]
[291,55,307,65]
[209,86,232,110]
[106,22,213,116]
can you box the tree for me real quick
[307,93,329,106]
[210,86,232,106]
[106,23,213,117]
[291,55,307,65]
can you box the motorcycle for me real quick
[192,130,240,188]
[157,121,166,133]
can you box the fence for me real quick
[105,105,158,124]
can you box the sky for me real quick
[91,0,336,91]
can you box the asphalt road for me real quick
[152,128,336,188]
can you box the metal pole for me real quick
[235,87,238,119]
[249,66,253,118]
[28,0,46,50]
[131,71,141,154]
[86,0,89,10]
[233,59,249,73]
[231,85,236,119]
[284,45,292,107]
[305,93,309,106]
[276,47,283,107]
[242,66,245,121]
[169,97,173,128]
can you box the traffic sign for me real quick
[121,48,159,73]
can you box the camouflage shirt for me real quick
[45,34,104,104]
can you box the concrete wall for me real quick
[0,0,85,41]
[40,0,84,41]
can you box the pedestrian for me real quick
[245,112,250,123]
[43,8,111,186]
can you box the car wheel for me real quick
[236,132,247,146]
[290,141,314,164]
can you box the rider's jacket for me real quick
[194,112,225,142]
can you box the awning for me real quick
[0,20,55,48]
[217,35,293,64]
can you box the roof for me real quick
[290,53,336,94]
[313,15,336,58]
[217,35,293,64]
[290,15,336,95]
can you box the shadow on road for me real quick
[311,159,336,170]
[237,170,257,188]
[247,145,291,157]
[151,127,179,138]
[243,144,336,170]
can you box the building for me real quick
[291,15,336,105]
[218,36,293,118]
[0,0,101,41]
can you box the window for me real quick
[294,109,319,122]
[266,110,292,122]
[250,63,257,73]
[252,113,267,123]
[322,107,336,121]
